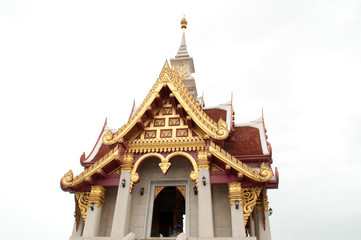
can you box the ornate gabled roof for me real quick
[61,145,120,191]
[102,61,229,145]
[209,141,272,182]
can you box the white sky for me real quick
[1,1,361,240]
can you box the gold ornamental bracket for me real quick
[75,192,90,228]
[209,141,273,183]
[61,145,120,189]
[243,187,262,226]
[102,61,229,146]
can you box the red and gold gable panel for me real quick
[129,99,199,141]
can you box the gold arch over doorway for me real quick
[130,152,198,191]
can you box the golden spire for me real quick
[181,15,187,31]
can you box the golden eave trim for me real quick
[102,61,229,145]
[61,145,120,188]
[209,142,272,182]
[126,137,206,153]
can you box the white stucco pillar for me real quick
[83,186,106,237]
[111,153,134,239]
[197,151,214,238]
[228,182,246,238]
[255,201,271,240]
[71,216,84,237]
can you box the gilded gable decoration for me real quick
[160,129,172,138]
[176,129,188,137]
[154,118,165,127]
[144,130,156,139]
[169,118,180,126]
[102,61,229,146]
[162,107,173,115]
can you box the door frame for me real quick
[144,178,190,239]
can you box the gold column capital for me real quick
[121,153,134,173]
[228,182,243,206]
[197,151,210,170]
[89,185,106,207]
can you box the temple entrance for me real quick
[151,186,185,237]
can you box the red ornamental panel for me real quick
[160,129,172,138]
[169,118,180,126]
[176,129,188,137]
[145,130,157,139]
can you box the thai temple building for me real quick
[60,17,279,240]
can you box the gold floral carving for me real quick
[243,187,262,225]
[125,137,206,154]
[209,142,273,183]
[61,145,120,188]
[89,186,106,207]
[176,186,186,199]
[176,62,190,80]
[75,192,90,225]
[159,158,171,174]
[154,186,165,200]
[190,170,198,182]
[102,61,229,145]
[197,151,210,170]
[228,182,242,206]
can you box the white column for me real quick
[197,150,214,238]
[228,182,246,238]
[111,170,132,238]
[197,168,214,238]
[83,186,106,237]
[255,202,271,240]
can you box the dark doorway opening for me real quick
[151,186,185,237]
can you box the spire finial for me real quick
[181,15,187,32]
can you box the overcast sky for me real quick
[1,1,361,240]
